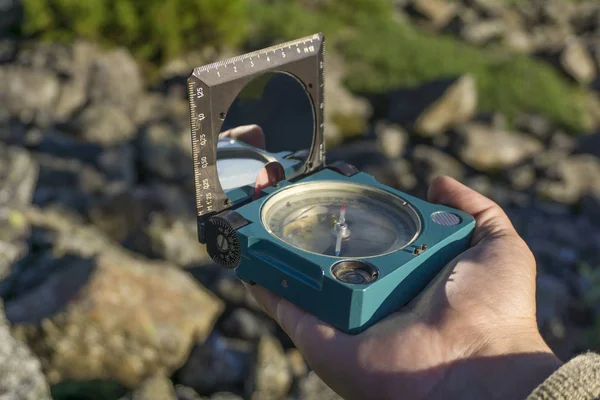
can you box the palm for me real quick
[221,125,557,400]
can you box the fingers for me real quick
[219,124,265,149]
[427,176,519,246]
[253,161,285,199]
[243,283,350,367]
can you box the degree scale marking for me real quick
[188,33,325,218]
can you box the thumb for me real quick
[427,176,521,247]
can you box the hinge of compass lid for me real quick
[188,33,326,230]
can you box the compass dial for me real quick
[260,181,421,258]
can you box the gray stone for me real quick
[411,145,464,184]
[559,40,597,85]
[456,123,543,172]
[0,39,17,64]
[221,309,271,341]
[143,213,211,268]
[177,332,252,394]
[131,375,177,400]
[88,48,144,113]
[287,348,308,379]
[247,335,292,400]
[7,207,224,387]
[507,165,536,191]
[298,372,342,400]
[0,301,51,400]
[389,75,477,137]
[0,145,39,208]
[537,273,570,329]
[323,53,372,146]
[0,66,60,126]
[375,121,408,159]
[404,0,457,28]
[536,154,600,204]
[69,103,136,146]
[139,123,194,183]
[515,113,553,141]
[460,19,506,45]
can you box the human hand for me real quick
[231,123,562,399]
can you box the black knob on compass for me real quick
[204,211,247,269]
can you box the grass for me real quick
[16,0,596,133]
[247,1,593,133]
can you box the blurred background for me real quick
[1,0,600,399]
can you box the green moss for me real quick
[20,0,594,133]
[21,0,247,64]
[247,2,592,133]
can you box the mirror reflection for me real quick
[216,71,315,192]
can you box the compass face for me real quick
[260,181,422,258]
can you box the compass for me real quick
[188,33,475,334]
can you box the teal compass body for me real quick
[188,33,475,334]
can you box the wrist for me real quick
[444,327,563,400]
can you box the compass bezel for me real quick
[259,180,423,258]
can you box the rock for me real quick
[287,348,308,378]
[582,192,600,226]
[389,159,418,192]
[247,335,292,400]
[537,273,570,331]
[298,372,342,400]
[507,165,536,191]
[0,144,39,207]
[515,113,553,141]
[404,0,457,28]
[0,0,22,35]
[537,154,600,205]
[388,75,477,137]
[460,19,506,45]
[324,53,372,145]
[375,121,408,159]
[0,66,60,125]
[0,301,52,400]
[7,207,224,387]
[88,48,144,113]
[549,130,576,153]
[559,40,597,85]
[455,123,543,172]
[69,103,136,146]
[211,270,261,311]
[221,309,272,341]
[32,152,107,213]
[139,123,194,184]
[576,131,600,159]
[175,386,204,400]
[177,332,252,394]
[411,145,464,183]
[143,213,211,268]
[131,375,177,400]
[0,145,38,285]
[0,39,17,64]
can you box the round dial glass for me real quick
[261,181,421,258]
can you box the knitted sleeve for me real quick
[527,352,600,400]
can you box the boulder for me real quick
[247,335,292,400]
[7,207,224,387]
[455,123,543,172]
[0,301,51,400]
[388,75,477,137]
[536,154,600,205]
[177,332,252,394]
